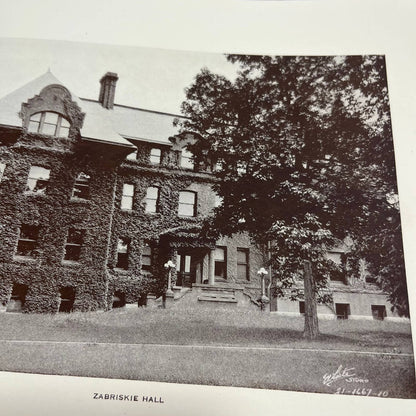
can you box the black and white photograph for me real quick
[0,1,415,415]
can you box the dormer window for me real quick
[28,112,70,138]
[150,148,161,165]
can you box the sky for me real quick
[0,38,238,115]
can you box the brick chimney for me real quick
[99,72,119,109]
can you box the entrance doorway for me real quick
[176,250,194,287]
[175,248,206,287]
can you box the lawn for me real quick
[0,308,414,352]
[0,308,414,398]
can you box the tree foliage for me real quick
[178,55,409,317]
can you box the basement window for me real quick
[149,148,161,165]
[335,303,350,320]
[26,166,50,193]
[72,172,90,199]
[59,287,75,312]
[116,238,130,269]
[16,224,39,257]
[28,111,70,138]
[121,183,134,210]
[365,275,378,284]
[371,305,386,321]
[64,228,84,261]
[6,283,28,312]
[145,186,160,213]
[112,291,126,308]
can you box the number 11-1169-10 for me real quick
[335,388,388,397]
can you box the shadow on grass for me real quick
[0,310,413,353]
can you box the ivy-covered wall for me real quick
[0,126,121,312]
[0,125,263,313]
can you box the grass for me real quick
[0,308,414,398]
[0,308,413,352]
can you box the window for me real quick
[335,303,350,320]
[365,275,378,284]
[16,225,39,257]
[237,248,249,280]
[6,283,28,312]
[72,172,90,199]
[59,287,75,313]
[26,166,50,193]
[116,238,129,269]
[28,111,70,138]
[180,148,194,170]
[112,291,126,308]
[64,228,84,261]
[214,246,227,279]
[299,301,305,315]
[327,251,345,282]
[126,149,137,161]
[0,162,5,182]
[150,148,161,165]
[371,305,386,321]
[142,244,152,272]
[178,191,197,217]
[145,186,160,213]
[121,183,134,210]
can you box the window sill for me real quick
[114,268,130,274]
[62,260,81,267]
[70,197,91,203]
[13,255,37,263]
[24,191,47,197]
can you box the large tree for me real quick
[177,55,409,336]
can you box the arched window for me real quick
[28,111,70,138]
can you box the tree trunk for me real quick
[303,260,319,339]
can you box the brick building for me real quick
[0,71,402,320]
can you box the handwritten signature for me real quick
[323,365,356,386]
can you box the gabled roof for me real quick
[0,71,184,148]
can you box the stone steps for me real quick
[197,292,238,303]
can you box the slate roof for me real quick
[80,99,181,145]
[0,71,184,148]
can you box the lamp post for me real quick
[257,267,269,311]
[164,260,176,297]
